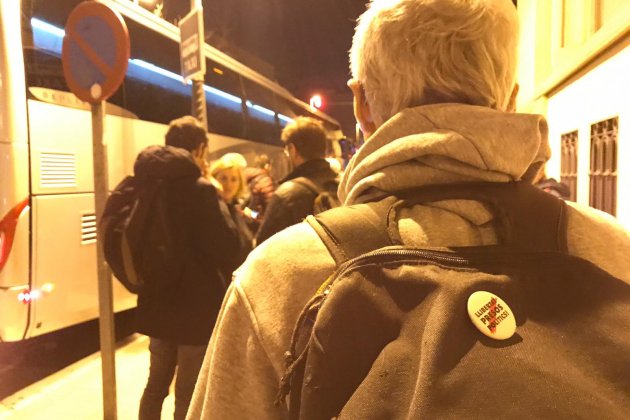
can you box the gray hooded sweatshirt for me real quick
[187,104,630,420]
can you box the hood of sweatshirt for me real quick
[339,104,550,206]
[133,145,201,181]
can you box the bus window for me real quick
[24,0,341,147]
[23,1,71,93]
[242,78,281,146]
[203,58,246,139]
[122,18,191,126]
[23,46,69,93]
[24,5,191,125]
[25,4,246,140]
[274,95,298,128]
[205,59,243,98]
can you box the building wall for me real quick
[517,0,630,229]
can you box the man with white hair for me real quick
[188,1,630,418]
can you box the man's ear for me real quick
[506,83,519,113]
[191,143,208,172]
[348,79,376,138]
[192,143,206,159]
[288,143,305,166]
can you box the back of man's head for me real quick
[281,117,328,161]
[350,0,519,125]
[165,116,207,152]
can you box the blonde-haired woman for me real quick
[210,153,253,266]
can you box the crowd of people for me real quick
[103,0,630,419]
[121,113,341,419]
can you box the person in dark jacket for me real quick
[135,116,240,420]
[534,168,571,200]
[255,117,338,245]
[243,154,277,234]
[536,177,571,200]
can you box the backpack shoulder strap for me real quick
[305,197,396,265]
[291,177,322,195]
[393,181,568,253]
[101,176,136,220]
[306,182,569,266]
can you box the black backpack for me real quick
[292,177,341,215]
[100,176,177,294]
[278,182,630,419]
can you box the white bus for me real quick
[0,0,342,342]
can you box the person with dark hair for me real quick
[243,154,277,235]
[164,115,207,152]
[133,116,240,420]
[254,116,338,245]
[536,177,571,199]
[534,168,571,200]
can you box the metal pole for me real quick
[192,78,207,130]
[191,0,207,130]
[92,102,118,420]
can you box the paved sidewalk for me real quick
[0,335,174,419]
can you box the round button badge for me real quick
[467,291,516,340]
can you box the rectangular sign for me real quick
[179,8,205,81]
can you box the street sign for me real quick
[61,3,130,419]
[179,8,206,81]
[62,1,130,104]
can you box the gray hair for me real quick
[350,0,519,125]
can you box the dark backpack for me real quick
[292,177,341,214]
[278,182,630,419]
[100,176,177,294]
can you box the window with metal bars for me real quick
[589,117,618,216]
[560,131,578,201]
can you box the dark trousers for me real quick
[139,337,207,420]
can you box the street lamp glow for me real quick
[310,94,323,110]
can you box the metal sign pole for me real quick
[192,79,208,131]
[190,0,207,130]
[92,102,118,420]
[62,3,127,418]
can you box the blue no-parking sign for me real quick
[62,1,129,104]
[61,3,130,419]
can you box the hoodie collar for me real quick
[281,158,334,183]
[339,104,549,205]
[134,145,201,181]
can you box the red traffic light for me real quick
[310,94,324,110]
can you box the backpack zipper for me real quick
[280,248,477,405]
[322,248,472,296]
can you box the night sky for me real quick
[161,0,366,133]
[159,0,518,135]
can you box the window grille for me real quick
[589,117,618,216]
[40,152,77,188]
[560,131,578,201]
